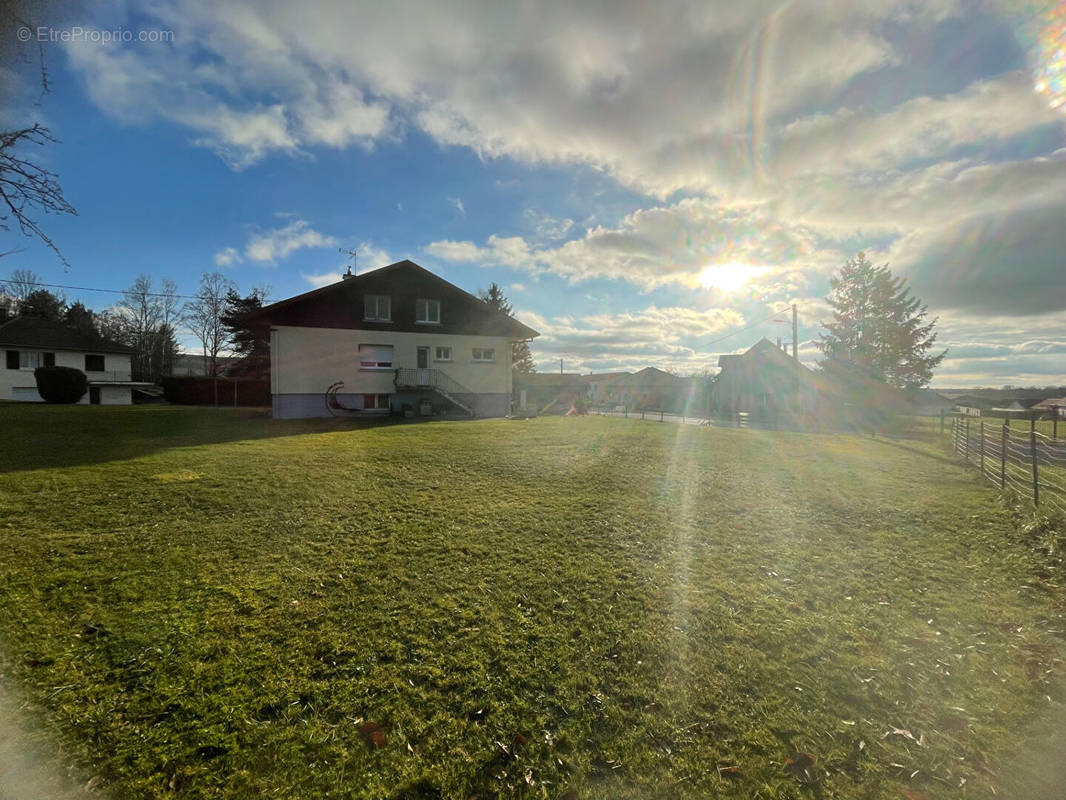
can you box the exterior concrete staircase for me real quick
[394,368,476,417]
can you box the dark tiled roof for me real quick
[0,316,134,354]
[247,259,540,340]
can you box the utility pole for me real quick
[559,358,563,374]
[792,303,798,363]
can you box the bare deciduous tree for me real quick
[0,125,77,266]
[184,271,235,377]
[122,274,164,380]
[2,267,40,301]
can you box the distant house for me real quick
[584,372,631,405]
[0,317,147,404]
[1033,398,1066,418]
[245,260,539,419]
[515,372,589,414]
[598,367,692,411]
[711,338,817,416]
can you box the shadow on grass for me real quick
[0,403,408,474]
[866,434,961,467]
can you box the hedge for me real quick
[161,376,271,406]
[34,366,88,404]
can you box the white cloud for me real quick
[523,209,574,241]
[776,71,1062,176]
[243,219,337,263]
[448,196,466,216]
[428,197,836,294]
[62,0,971,187]
[300,271,343,288]
[214,246,241,267]
[299,241,393,287]
[522,304,746,374]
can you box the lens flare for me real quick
[697,263,767,292]
[1032,2,1066,111]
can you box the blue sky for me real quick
[2,0,1066,387]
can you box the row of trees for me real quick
[1,269,268,382]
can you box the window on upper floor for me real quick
[472,347,495,363]
[85,354,105,372]
[416,298,440,324]
[364,294,391,322]
[358,344,394,369]
[434,346,452,362]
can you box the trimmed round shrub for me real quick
[34,366,88,404]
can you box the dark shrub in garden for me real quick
[34,366,88,404]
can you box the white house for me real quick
[246,260,540,419]
[0,316,142,404]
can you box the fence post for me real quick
[1000,423,1007,490]
[940,408,945,436]
[980,419,985,476]
[641,409,645,420]
[1031,428,1040,506]
[965,417,970,463]
[660,410,664,422]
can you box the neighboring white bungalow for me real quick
[0,316,142,404]
[246,260,540,419]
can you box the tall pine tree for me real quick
[818,252,945,390]
[478,282,535,373]
[220,287,271,377]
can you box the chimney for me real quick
[341,266,354,280]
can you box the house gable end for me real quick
[254,261,537,339]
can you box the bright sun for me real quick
[697,263,765,292]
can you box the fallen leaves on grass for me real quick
[358,721,387,749]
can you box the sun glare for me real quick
[697,263,765,292]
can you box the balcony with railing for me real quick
[86,370,137,383]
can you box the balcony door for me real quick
[416,346,431,385]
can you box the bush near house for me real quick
[33,365,88,403]
[161,376,270,406]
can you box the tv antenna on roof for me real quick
[339,247,357,278]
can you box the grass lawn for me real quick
[1,405,1065,799]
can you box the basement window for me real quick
[362,393,391,411]
[358,344,394,370]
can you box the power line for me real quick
[7,279,201,301]
[704,307,794,348]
